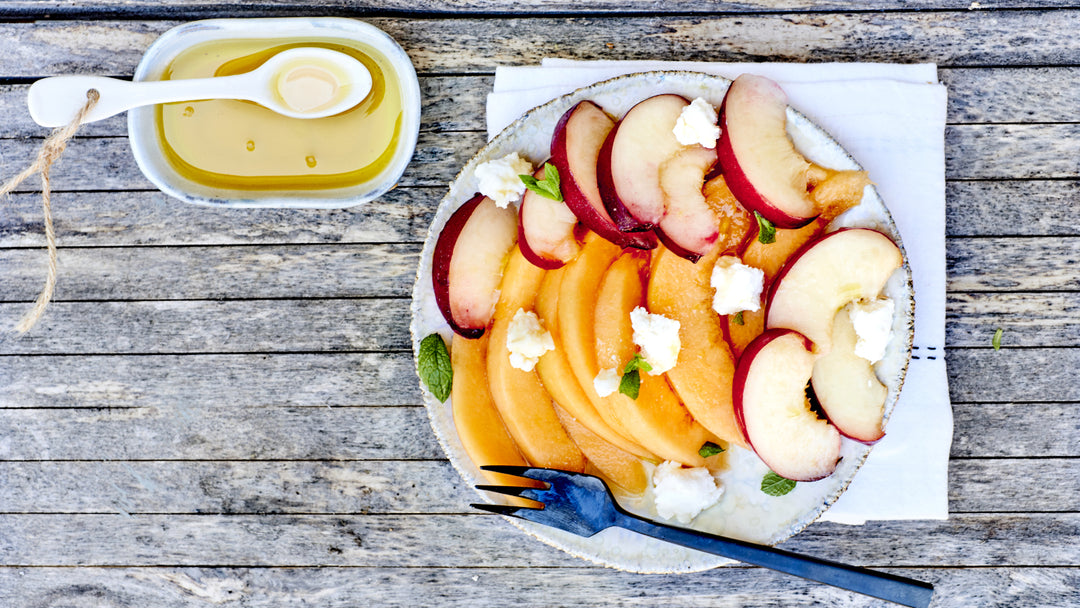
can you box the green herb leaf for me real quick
[418,333,453,402]
[622,352,653,375]
[754,211,776,245]
[992,328,1004,351]
[761,471,797,496]
[618,369,641,399]
[698,441,726,458]
[733,311,745,326]
[520,163,563,202]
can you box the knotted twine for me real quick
[2,88,100,333]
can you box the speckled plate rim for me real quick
[409,71,914,574]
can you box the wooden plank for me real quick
[946,124,1080,180]
[0,460,467,515]
[1,13,1080,79]
[948,348,1080,403]
[0,566,1077,608]
[3,237,1076,303]
[939,66,1080,124]
[0,512,1077,567]
[0,0,1074,17]
[945,180,1080,237]
[952,403,1080,458]
[0,131,483,191]
[1,244,420,301]
[3,290,1079,355]
[946,293,1080,347]
[1,457,1074,515]
[0,405,440,460]
[947,237,1080,292]
[0,299,413,354]
[2,179,1077,250]
[0,353,422,408]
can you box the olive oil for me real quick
[157,38,403,190]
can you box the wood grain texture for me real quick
[0,353,422,408]
[0,13,1079,79]
[947,348,1080,402]
[952,403,1080,457]
[0,512,1078,567]
[0,566,1076,608]
[0,457,1074,514]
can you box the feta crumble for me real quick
[475,153,533,208]
[710,256,765,316]
[629,307,681,374]
[593,368,620,397]
[672,98,720,149]
[849,297,895,363]
[652,461,725,524]
[506,308,554,372]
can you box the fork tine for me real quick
[476,484,545,501]
[470,503,535,516]
[479,464,535,477]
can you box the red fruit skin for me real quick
[431,193,488,339]
[517,200,570,270]
[550,100,657,251]
[716,91,817,230]
[732,328,813,446]
[596,120,652,233]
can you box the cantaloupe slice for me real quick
[487,246,586,472]
[554,404,648,496]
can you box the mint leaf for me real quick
[761,471,797,496]
[622,352,653,375]
[618,369,641,399]
[733,311,745,326]
[418,333,453,402]
[618,353,653,400]
[754,211,776,244]
[520,162,563,202]
[698,441,726,458]
[992,328,1004,351]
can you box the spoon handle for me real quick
[27,74,255,128]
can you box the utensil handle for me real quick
[617,514,933,608]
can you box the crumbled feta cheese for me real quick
[849,298,895,363]
[593,367,620,397]
[672,98,720,149]
[475,153,533,208]
[629,307,681,374]
[652,461,725,524]
[710,256,765,316]
[506,308,554,372]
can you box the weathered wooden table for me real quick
[1,2,1077,606]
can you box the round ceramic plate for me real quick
[410,71,914,573]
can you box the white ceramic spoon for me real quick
[27,47,373,127]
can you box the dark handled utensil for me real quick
[473,465,933,608]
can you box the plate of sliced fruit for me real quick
[410,71,913,573]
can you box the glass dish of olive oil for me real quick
[128,18,421,208]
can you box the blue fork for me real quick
[474,465,933,608]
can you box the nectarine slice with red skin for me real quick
[811,307,887,444]
[654,145,721,262]
[451,333,538,492]
[534,267,655,460]
[734,329,841,482]
[433,194,519,338]
[648,243,748,449]
[486,246,587,472]
[550,100,657,250]
[765,228,902,355]
[519,167,582,269]
[597,94,690,231]
[592,249,710,467]
[717,74,818,229]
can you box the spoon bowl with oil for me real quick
[27,47,373,127]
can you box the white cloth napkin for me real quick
[487,60,951,524]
